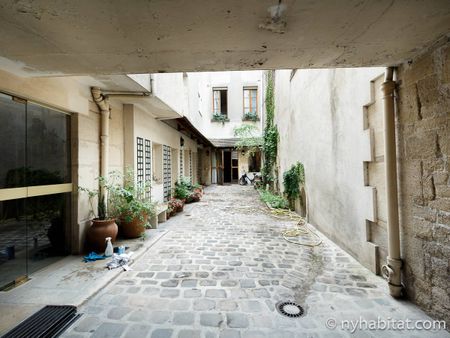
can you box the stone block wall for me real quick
[397,38,450,324]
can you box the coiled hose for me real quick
[265,207,322,247]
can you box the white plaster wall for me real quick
[274,68,384,265]
[153,71,265,140]
[152,73,188,116]
[188,71,264,139]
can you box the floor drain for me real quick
[276,301,304,318]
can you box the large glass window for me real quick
[0,94,26,189]
[0,93,71,290]
[26,102,71,186]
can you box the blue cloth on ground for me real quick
[83,252,106,262]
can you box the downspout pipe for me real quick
[380,68,403,297]
[91,87,110,198]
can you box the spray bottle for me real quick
[104,237,113,257]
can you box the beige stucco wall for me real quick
[74,99,125,253]
[0,69,90,115]
[130,105,199,203]
[396,39,450,325]
[273,67,385,271]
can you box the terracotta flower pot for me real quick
[121,213,148,239]
[86,218,118,253]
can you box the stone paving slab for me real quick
[63,185,449,338]
[0,228,169,335]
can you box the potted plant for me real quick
[168,198,184,213]
[79,178,118,253]
[173,177,192,201]
[108,171,156,239]
[187,191,201,203]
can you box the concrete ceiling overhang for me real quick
[0,0,449,76]
[75,74,181,119]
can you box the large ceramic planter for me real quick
[86,218,118,253]
[121,213,148,239]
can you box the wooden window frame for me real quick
[243,87,258,116]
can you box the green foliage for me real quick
[174,184,190,200]
[212,113,229,124]
[97,194,107,220]
[174,176,197,200]
[173,176,203,203]
[234,124,263,156]
[107,170,156,224]
[259,189,288,209]
[243,111,258,121]
[283,162,305,202]
[262,71,278,186]
[79,177,110,220]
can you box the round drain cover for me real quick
[276,301,304,318]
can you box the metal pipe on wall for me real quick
[91,87,110,198]
[380,67,403,297]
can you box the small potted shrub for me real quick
[79,177,118,253]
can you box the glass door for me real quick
[0,93,72,290]
[0,94,27,288]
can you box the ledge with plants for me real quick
[211,113,230,124]
[242,111,259,122]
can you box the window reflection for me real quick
[27,102,71,186]
[0,94,26,189]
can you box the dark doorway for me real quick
[223,151,232,183]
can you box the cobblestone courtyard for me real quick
[64,185,448,338]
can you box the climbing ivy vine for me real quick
[262,71,278,187]
[283,162,305,206]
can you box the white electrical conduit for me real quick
[380,68,403,297]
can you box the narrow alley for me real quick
[63,186,445,338]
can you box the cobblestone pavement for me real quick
[64,185,449,338]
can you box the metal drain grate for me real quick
[2,305,82,338]
[276,301,304,318]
